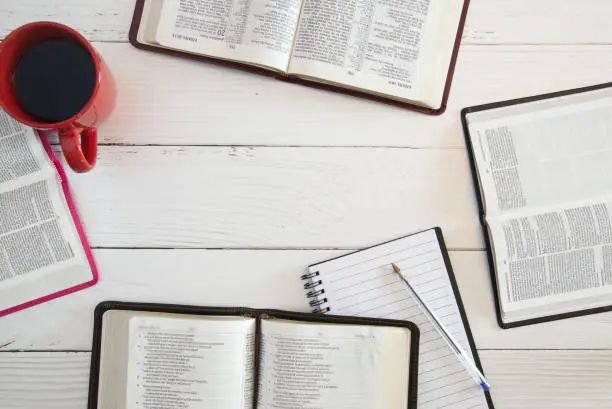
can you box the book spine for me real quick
[300,270,330,314]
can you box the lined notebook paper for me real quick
[303,228,494,409]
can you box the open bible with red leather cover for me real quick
[0,109,98,317]
[129,0,469,114]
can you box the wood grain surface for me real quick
[2,350,612,409]
[55,145,482,249]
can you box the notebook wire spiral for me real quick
[301,270,330,313]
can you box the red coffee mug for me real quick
[0,21,116,173]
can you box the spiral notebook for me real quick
[302,228,495,409]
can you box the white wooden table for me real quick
[1,1,612,408]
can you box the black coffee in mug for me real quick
[12,39,97,122]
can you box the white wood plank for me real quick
[479,350,612,409]
[0,0,134,41]
[2,0,611,45]
[72,44,612,148]
[464,0,612,45]
[0,353,89,409]
[2,250,612,350]
[56,145,483,249]
[2,350,612,409]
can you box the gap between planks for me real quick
[47,142,462,150]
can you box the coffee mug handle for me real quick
[59,127,98,173]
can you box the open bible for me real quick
[88,302,420,409]
[129,0,469,114]
[0,109,97,317]
[462,82,612,328]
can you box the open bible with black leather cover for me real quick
[88,301,420,409]
[462,83,612,328]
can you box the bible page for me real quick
[0,110,90,312]
[466,88,612,216]
[125,314,256,409]
[287,0,464,107]
[487,198,612,322]
[257,319,411,409]
[150,0,302,71]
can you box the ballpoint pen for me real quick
[391,263,491,392]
